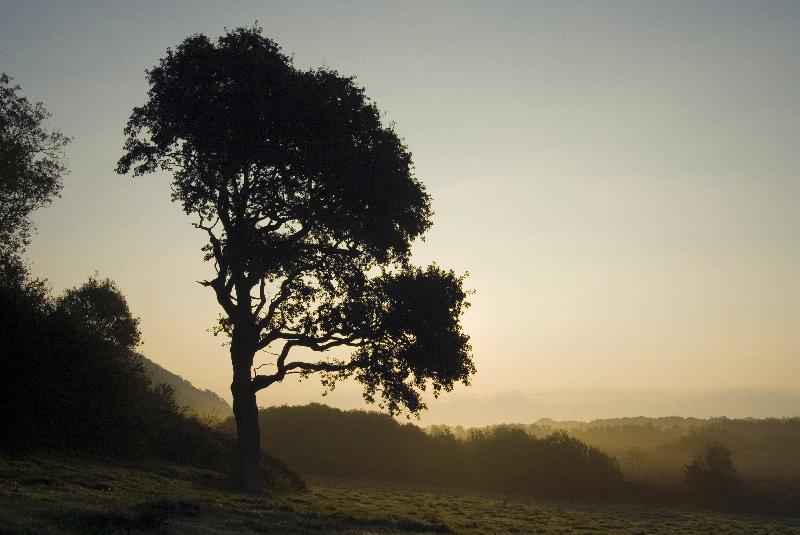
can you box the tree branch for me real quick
[251,345,362,392]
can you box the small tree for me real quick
[56,275,142,350]
[117,26,475,490]
[684,444,742,500]
[0,74,70,253]
[54,276,149,404]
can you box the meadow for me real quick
[3,453,800,534]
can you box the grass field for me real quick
[2,453,800,534]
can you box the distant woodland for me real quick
[437,416,800,486]
[230,404,800,515]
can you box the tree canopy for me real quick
[56,275,142,351]
[685,444,742,499]
[0,74,70,253]
[117,26,474,415]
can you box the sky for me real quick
[2,1,799,424]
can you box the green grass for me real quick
[2,453,800,534]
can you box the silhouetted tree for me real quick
[56,275,142,350]
[117,26,474,490]
[0,74,70,253]
[684,444,742,502]
[0,272,147,453]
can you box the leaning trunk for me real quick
[231,343,263,491]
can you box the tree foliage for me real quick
[684,444,742,499]
[117,26,474,415]
[0,266,247,474]
[0,74,70,252]
[0,268,147,452]
[56,275,142,350]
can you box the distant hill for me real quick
[140,355,232,419]
[429,415,800,478]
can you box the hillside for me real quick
[140,355,232,419]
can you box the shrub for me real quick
[684,444,743,503]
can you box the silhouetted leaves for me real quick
[0,266,235,472]
[0,73,70,253]
[56,276,142,350]
[685,444,742,502]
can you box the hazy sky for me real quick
[2,1,799,423]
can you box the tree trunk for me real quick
[231,335,263,492]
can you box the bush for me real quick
[684,444,743,503]
[0,261,238,472]
[0,265,159,455]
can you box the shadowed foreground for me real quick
[3,454,800,534]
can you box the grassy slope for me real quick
[2,454,800,534]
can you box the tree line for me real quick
[220,403,624,499]
[447,417,800,459]
[229,404,799,515]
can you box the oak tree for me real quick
[117,27,474,490]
